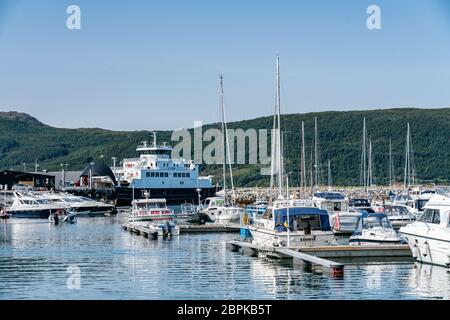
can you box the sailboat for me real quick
[247,57,334,247]
[201,74,243,224]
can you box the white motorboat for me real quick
[312,191,361,236]
[5,192,62,219]
[42,192,115,216]
[198,197,242,224]
[399,188,450,268]
[129,196,173,222]
[349,212,405,246]
[129,195,179,237]
[382,204,415,230]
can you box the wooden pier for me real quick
[226,240,413,278]
[122,222,240,237]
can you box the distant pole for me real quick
[389,139,393,187]
[327,159,332,191]
[23,162,26,172]
[132,185,135,227]
[112,157,117,176]
[35,158,39,173]
[60,164,64,189]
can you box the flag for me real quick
[335,214,340,230]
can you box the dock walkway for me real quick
[226,240,413,277]
[122,222,240,236]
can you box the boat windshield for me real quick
[362,216,392,230]
[384,206,409,216]
[35,199,51,205]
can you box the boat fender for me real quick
[411,244,419,259]
[422,241,430,257]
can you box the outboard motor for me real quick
[54,212,59,225]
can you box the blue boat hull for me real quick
[8,209,52,219]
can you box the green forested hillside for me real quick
[0,108,449,186]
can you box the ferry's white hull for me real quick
[248,226,334,247]
[400,224,450,268]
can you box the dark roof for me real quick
[314,192,345,200]
[80,162,117,185]
[0,170,55,179]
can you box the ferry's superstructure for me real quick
[114,134,217,205]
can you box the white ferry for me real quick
[114,134,217,205]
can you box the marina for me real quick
[1,215,449,300]
[1,1,450,303]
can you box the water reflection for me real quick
[1,216,449,300]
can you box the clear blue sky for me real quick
[0,0,450,130]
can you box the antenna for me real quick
[152,131,157,147]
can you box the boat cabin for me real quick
[313,192,349,213]
[262,207,331,234]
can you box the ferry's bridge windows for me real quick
[146,172,150,178]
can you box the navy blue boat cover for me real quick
[273,207,331,232]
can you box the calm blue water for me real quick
[1,214,450,300]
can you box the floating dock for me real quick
[122,222,240,236]
[226,240,413,278]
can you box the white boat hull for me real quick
[400,224,450,268]
[204,207,242,224]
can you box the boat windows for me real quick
[294,215,322,234]
[186,173,190,178]
[432,210,440,224]
[146,172,150,178]
[333,202,342,211]
[418,209,440,224]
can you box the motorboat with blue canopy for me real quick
[273,207,331,232]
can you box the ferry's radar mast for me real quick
[152,131,157,147]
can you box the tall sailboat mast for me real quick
[276,57,283,197]
[314,117,319,189]
[300,121,306,198]
[361,117,367,188]
[219,74,227,203]
[404,122,413,190]
[219,74,236,205]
